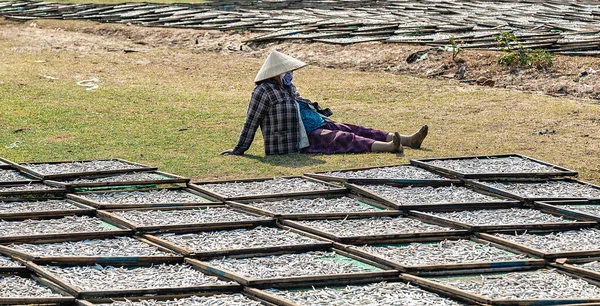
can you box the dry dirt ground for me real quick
[3,17,598,101]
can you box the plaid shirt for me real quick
[233,79,300,155]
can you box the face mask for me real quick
[281,71,293,86]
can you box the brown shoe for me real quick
[407,125,428,149]
[393,132,404,153]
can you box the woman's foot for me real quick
[393,132,403,153]
[400,125,428,149]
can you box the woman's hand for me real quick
[220,149,243,156]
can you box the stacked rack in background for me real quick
[1,153,600,305]
[1,0,600,55]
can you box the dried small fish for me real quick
[114,207,262,226]
[158,226,320,252]
[494,229,600,253]
[430,208,575,226]
[297,217,453,237]
[427,157,563,174]
[0,254,21,267]
[79,189,208,204]
[9,237,175,257]
[199,178,334,197]
[359,184,503,205]
[67,172,173,184]
[0,275,63,297]
[324,166,447,180]
[22,160,146,175]
[358,239,528,267]
[245,197,387,214]
[0,183,57,192]
[96,294,263,305]
[578,261,600,273]
[434,269,600,299]
[481,180,600,199]
[44,264,233,290]
[0,216,118,237]
[563,204,600,217]
[0,199,83,214]
[208,251,380,279]
[0,169,32,182]
[267,281,464,305]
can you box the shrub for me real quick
[494,32,554,69]
[449,35,463,62]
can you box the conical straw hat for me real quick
[254,51,307,82]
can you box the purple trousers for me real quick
[300,121,389,154]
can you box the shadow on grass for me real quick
[243,153,326,168]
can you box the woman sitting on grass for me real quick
[221,51,428,156]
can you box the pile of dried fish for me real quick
[434,269,600,299]
[267,282,463,305]
[480,180,600,199]
[0,216,115,237]
[21,160,146,175]
[0,170,31,182]
[68,172,172,184]
[430,208,575,225]
[427,157,562,174]
[44,264,232,290]
[245,197,385,214]
[208,251,379,278]
[0,275,62,297]
[0,183,57,192]
[324,166,447,180]
[157,227,319,252]
[114,207,261,226]
[97,294,264,306]
[0,199,83,214]
[79,189,206,204]
[199,178,334,197]
[494,229,600,253]
[9,237,175,257]
[296,217,453,237]
[0,254,21,267]
[358,240,527,266]
[360,185,502,205]
[578,261,600,273]
[562,204,600,217]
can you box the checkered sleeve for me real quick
[232,86,271,154]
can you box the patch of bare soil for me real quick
[3,17,600,101]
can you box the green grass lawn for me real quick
[1,20,599,183]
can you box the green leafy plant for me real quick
[529,49,555,69]
[495,32,517,52]
[449,35,463,62]
[494,32,554,69]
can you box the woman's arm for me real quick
[229,87,271,155]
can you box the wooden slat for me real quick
[346,182,521,211]
[409,209,597,233]
[26,261,241,299]
[400,273,490,304]
[0,199,96,221]
[44,170,190,192]
[185,249,399,288]
[189,176,347,201]
[281,218,469,245]
[14,158,157,180]
[410,153,577,179]
[67,187,220,209]
[98,205,275,233]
